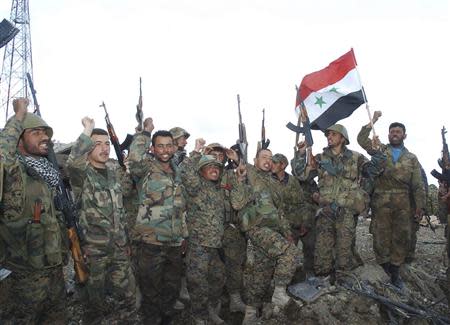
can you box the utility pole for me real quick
[0,0,35,122]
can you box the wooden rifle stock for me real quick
[68,227,89,284]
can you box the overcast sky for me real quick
[1,0,449,184]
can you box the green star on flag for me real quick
[314,96,326,108]
[329,87,339,94]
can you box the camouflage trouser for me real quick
[291,223,316,275]
[135,242,182,322]
[1,265,66,324]
[314,207,357,275]
[371,192,412,266]
[407,215,420,261]
[82,244,136,322]
[186,242,225,320]
[222,223,247,294]
[246,226,300,307]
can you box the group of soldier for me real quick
[0,97,449,324]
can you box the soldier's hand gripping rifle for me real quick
[135,77,143,132]
[236,94,248,164]
[259,108,270,150]
[286,87,316,168]
[26,75,88,284]
[431,126,450,209]
[100,102,127,168]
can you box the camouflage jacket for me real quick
[357,125,426,209]
[0,117,63,269]
[232,164,291,236]
[292,145,386,215]
[128,132,186,246]
[180,153,227,248]
[67,134,132,253]
[272,172,308,228]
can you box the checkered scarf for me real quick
[19,155,60,188]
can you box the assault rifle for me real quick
[236,94,248,164]
[341,281,450,324]
[286,87,316,167]
[135,77,143,132]
[260,108,270,150]
[26,75,88,284]
[431,126,450,185]
[100,102,127,167]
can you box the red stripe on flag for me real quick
[297,49,357,106]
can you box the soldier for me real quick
[271,153,314,275]
[181,139,242,324]
[66,117,136,323]
[128,121,187,324]
[235,148,301,323]
[170,126,190,166]
[358,114,425,288]
[437,180,450,304]
[0,98,67,324]
[293,124,385,282]
[204,143,247,314]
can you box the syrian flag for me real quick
[297,48,366,130]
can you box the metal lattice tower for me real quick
[0,0,34,122]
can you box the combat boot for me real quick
[380,262,391,276]
[271,286,290,308]
[208,301,225,325]
[389,264,405,289]
[229,292,246,313]
[242,305,258,325]
[180,276,190,301]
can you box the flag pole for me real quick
[350,48,377,138]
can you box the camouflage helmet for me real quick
[205,142,226,152]
[272,153,288,166]
[22,113,53,138]
[325,124,349,145]
[197,155,223,171]
[169,127,190,140]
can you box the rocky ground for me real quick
[63,217,449,324]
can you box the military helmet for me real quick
[22,113,53,138]
[197,155,223,171]
[272,153,288,165]
[169,127,190,140]
[205,142,226,152]
[325,124,349,145]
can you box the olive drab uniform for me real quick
[233,163,301,308]
[128,131,187,323]
[357,125,426,267]
[67,133,136,322]
[181,154,233,321]
[292,137,386,276]
[0,115,66,324]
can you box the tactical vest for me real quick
[317,149,369,215]
[0,162,63,269]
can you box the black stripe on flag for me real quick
[311,90,365,130]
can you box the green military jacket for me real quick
[0,117,63,269]
[272,172,307,228]
[181,153,226,248]
[128,132,185,246]
[357,125,426,209]
[292,146,380,215]
[233,164,291,236]
[67,134,132,254]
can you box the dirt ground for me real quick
[61,217,449,324]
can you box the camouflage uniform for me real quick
[222,168,247,297]
[128,131,186,323]
[358,125,426,266]
[292,139,385,275]
[67,134,136,322]
[233,164,301,307]
[0,115,66,324]
[181,153,234,320]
